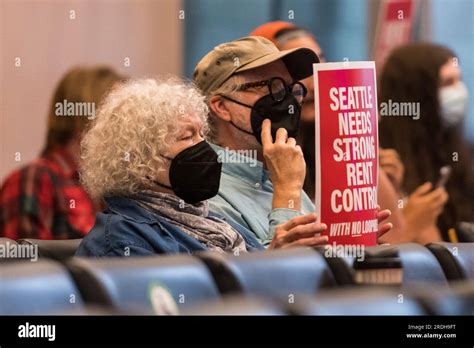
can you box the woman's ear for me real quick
[209,95,232,122]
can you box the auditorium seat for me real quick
[456,222,474,242]
[17,238,82,262]
[197,247,336,298]
[293,287,426,315]
[426,242,474,280]
[407,280,474,315]
[182,296,288,315]
[0,259,84,314]
[316,243,448,286]
[66,255,220,313]
[314,245,356,285]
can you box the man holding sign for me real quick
[194,37,392,247]
[314,62,380,246]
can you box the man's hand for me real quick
[269,213,328,249]
[268,208,392,249]
[261,119,305,210]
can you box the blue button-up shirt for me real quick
[209,144,315,245]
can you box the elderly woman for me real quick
[76,78,391,257]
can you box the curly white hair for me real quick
[80,77,209,199]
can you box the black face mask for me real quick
[155,140,222,204]
[222,92,302,144]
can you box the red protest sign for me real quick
[373,0,416,70]
[313,62,379,246]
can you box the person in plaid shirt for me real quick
[0,66,124,240]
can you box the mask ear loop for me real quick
[220,95,255,136]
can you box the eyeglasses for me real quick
[234,77,307,104]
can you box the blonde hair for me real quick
[43,65,124,154]
[80,77,209,200]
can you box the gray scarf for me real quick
[133,190,247,254]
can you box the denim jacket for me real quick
[75,196,264,257]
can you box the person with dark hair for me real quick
[379,43,473,243]
[0,66,124,240]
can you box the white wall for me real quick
[0,0,183,180]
